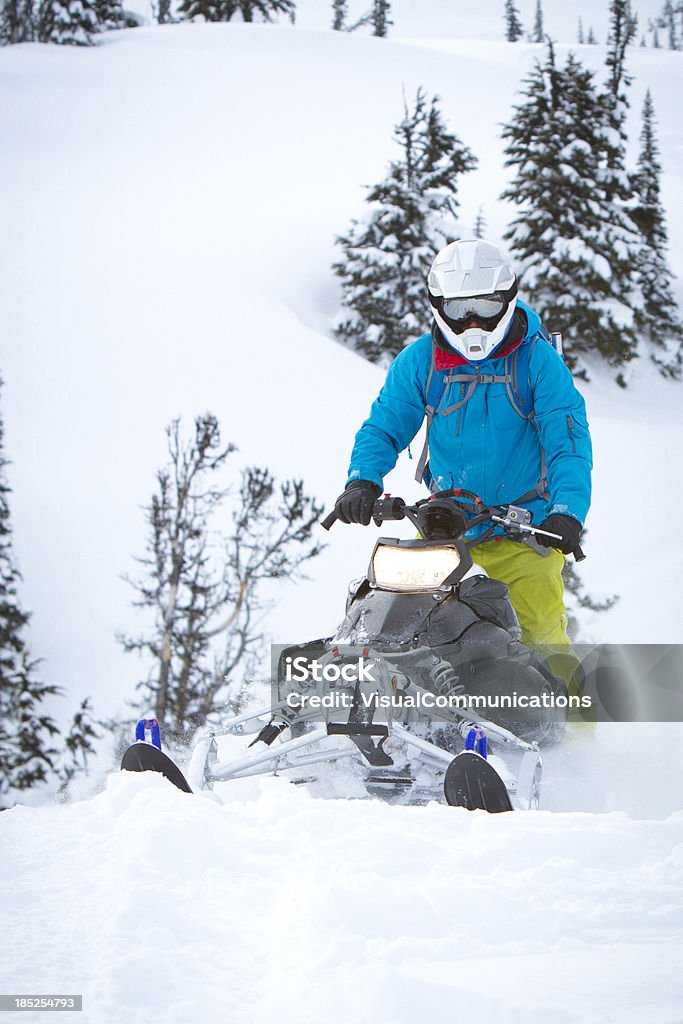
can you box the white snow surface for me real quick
[2,763,683,1024]
[2,10,683,1022]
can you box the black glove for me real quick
[334,480,382,525]
[536,514,582,555]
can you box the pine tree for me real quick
[532,0,543,42]
[501,44,638,374]
[0,0,35,43]
[631,90,683,377]
[235,0,294,21]
[93,0,124,29]
[604,0,637,139]
[177,0,224,19]
[577,16,584,43]
[371,0,390,37]
[36,0,99,44]
[504,0,523,42]
[474,205,486,239]
[664,0,679,47]
[598,0,643,374]
[154,0,173,23]
[0,383,62,807]
[333,89,477,364]
[331,0,346,30]
[120,415,323,738]
[59,698,100,788]
[652,25,660,46]
[587,25,597,43]
[178,0,294,22]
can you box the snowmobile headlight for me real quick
[372,544,461,592]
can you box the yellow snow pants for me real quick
[472,539,592,722]
[472,538,569,650]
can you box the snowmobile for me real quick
[122,491,583,813]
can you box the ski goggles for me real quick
[443,293,507,321]
[431,280,518,331]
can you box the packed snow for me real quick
[1,5,683,1022]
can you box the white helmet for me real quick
[427,239,518,361]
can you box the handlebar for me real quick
[321,493,585,562]
[320,509,340,531]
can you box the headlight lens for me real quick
[372,544,461,592]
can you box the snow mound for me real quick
[2,768,683,1023]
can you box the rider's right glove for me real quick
[334,481,382,525]
[536,514,582,555]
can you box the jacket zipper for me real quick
[456,384,465,436]
[566,415,576,453]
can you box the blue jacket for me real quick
[347,301,592,534]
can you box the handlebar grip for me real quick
[573,543,586,563]
[321,509,338,532]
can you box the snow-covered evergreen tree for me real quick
[532,0,543,42]
[237,0,294,20]
[604,0,637,150]
[501,44,638,374]
[331,0,346,30]
[371,0,390,37]
[59,698,100,789]
[0,0,35,43]
[661,0,679,47]
[504,0,523,42]
[36,0,98,44]
[333,89,477,364]
[178,0,294,22]
[577,16,584,43]
[474,205,486,239]
[587,25,597,43]
[154,0,173,23]
[631,90,683,377]
[177,0,223,19]
[0,383,62,807]
[93,0,124,30]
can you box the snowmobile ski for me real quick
[443,750,513,813]
[120,742,192,794]
[120,720,192,790]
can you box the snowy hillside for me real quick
[2,9,683,1022]
[2,14,682,722]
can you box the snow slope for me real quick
[2,770,683,1024]
[2,12,683,1023]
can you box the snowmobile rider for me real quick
[333,238,592,657]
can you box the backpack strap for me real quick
[505,335,551,502]
[414,336,448,484]
[414,327,551,500]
